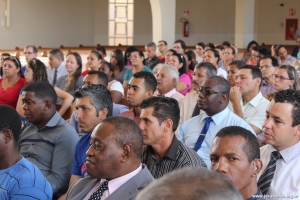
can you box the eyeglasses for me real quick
[259,65,273,70]
[130,55,140,59]
[272,74,291,82]
[191,73,209,79]
[196,87,227,95]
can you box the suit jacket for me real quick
[65,164,154,200]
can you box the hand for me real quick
[229,86,242,104]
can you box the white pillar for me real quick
[235,0,255,48]
[149,0,176,46]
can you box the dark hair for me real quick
[246,41,259,52]
[74,84,113,117]
[260,55,279,67]
[275,45,285,56]
[207,76,230,94]
[100,61,115,78]
[90,50,102,60]
[0,53,11,77]
[171,53,186,76]
[216,126,260,162]
[111,49,125,71]
[226,46,236,55]
[278,65,299,90]
[27,58,49,83]
[133,71,157,92]
[102,116,143,160]
[251,46,259,52]
[49,49,64,61]
[0,105,22,150]
[222,41,231,47]
[66,52,83,91]
[215,45,224,51]
[124,46,139,65]
[205,43,215,49]
[195,62,217,77]
[174,39,186,50]
[258,47,271,56]
[96,45,106,56]
[23,82,57,105]
[274,89,300,127]
[86,70,108,87]
[228,60,246,69]
[239,65,263,89]
[206,49,220,63]
[167,49,177,55]
[140,96,180,132]
[184,50,196,70]
[25,45,38,53]
[196,42,205,49]
[159,40,167,45]
[3,56,24,78]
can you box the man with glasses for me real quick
[229,65,270,146]
[176,76,255,167]
[259,56,278,96]
[179,62,217,125]
[21,45,38,74]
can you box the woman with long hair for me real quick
[16,58,73,118]
[82,50,102,76]
[56,52,83,104]
[243,40,258,63]
[0,56,26,109]
[110,49,128,83]
[265,65,299,101]
[168,53,191,96]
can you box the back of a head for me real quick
[258,47,271,56]
[74,84,113,117]
[140,96,180,132]
[101,116,143,160]
[23,82,57,105]
[136,167,243,200]
[133,71,157,93]
[0,105,22,149]
[96,45,107,55]
[49,49,64,61]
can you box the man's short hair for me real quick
[25,45,38,53]
[196,42,205,49]
[87,70,108,87]
[216,126,260,162]
[173,39,186,50]
[239,65,263,89]
[258,47,271,56]
[206,76,230,95]
[101,116,143,159]
[205,43,215,49]
[222,41,231,47]
[159,64,179,87]
[159,40,167,45]
[228,60,246,69]
[74,84,113,117]
[145,42,156,50]
[23,82,57,105]
[133,71,157,93]
[140,96,180,132]
[215,45,224,51]
[274,89,300,127]
[49,49,64,61]
[136,167,243,200]
[260,55,279,67]
[195,62,217,77]
[0,105,22,150]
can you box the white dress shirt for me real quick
[154,88,184,105]
[257,143,300,200]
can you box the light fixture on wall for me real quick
[4,0,10,28]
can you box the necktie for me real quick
[257,151,282,195]
[193,117,213,152]
[53,69,58,86]
[191,103,200,117]
[88,181,109,200]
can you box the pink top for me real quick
[179,73,191,96]
[0,78,26,109]
[187,69,193,82]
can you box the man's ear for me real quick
[120,143,132,163]
[163,119,173,133]
[98,108,109,120]
[294,124,300,137]
[145,90,154,98]
[44,100,52,111]
[251,159,263,177]
[1,129,13,144]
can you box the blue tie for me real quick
[193,117,213,152]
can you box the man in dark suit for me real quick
[65,116,154,200]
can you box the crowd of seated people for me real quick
[1,37,300,200]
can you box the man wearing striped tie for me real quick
[257,89,300,199]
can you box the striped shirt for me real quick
[142,136,207,179]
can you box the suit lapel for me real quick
[72,179,99,200]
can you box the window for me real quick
[109,0,134,45]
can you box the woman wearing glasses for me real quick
[0,56,26,109]
[265,65,299,101]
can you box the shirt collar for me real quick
[31,112,60,130]
[266,142,300,164]
[202,107,230,126]
[242,92,264,108]
[56,61,65,73]
[163,88,177,97]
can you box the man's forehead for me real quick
[129,77,144,85]
[75,96,92,105]
[22,91,35,98]
[213,136,246,153]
